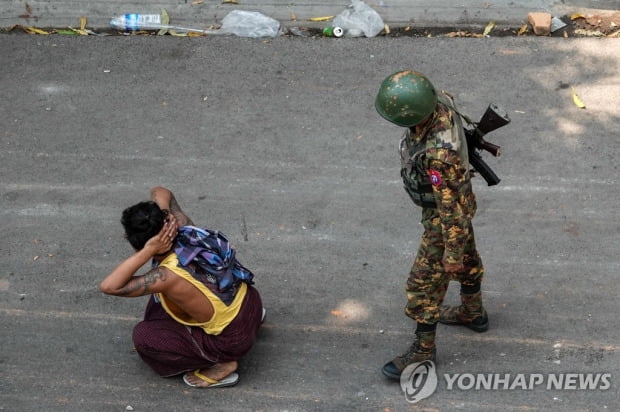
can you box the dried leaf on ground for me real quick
[169,30,188,37]
[68,16,90,35]
[572,11,620,35]
[57,29,77,35]
[25,27,50,35]
[445,31,483,38]
[574,28,605,37]
[69,28,89,35]
[483,21,495,36]
[310,16,334,22]
[571,87,586,109]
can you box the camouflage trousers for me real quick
[405,208,484,324]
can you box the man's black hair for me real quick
[121,201,166,250]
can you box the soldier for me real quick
[375,70,489,380]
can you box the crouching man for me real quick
[100,186,263,388]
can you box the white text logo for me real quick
[444,373,611,391]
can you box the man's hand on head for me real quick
[144,219,178,256]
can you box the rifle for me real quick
[464,103,510,186]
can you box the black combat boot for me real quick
[382,325,436,380]
[439,286,489,332]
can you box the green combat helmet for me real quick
[375,70,438,127]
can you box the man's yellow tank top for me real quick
[156,253,247,335]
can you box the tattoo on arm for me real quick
[117,268,168,296]
[170,195,194,226]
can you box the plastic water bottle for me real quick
[110,14,163,31]
[109,13,214,34]
[110,10,281,37]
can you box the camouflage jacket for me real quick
[399,92,477,265]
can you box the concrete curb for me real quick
[2,1,615,32]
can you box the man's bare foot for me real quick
[183,361,238,388]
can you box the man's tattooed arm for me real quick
[116,268,168,297]
[150,186,194,226]
[169,195,194,226]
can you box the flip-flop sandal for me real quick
[182,370,239,388]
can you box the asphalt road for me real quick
[1,34,619,411]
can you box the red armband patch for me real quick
[429,169,442,186]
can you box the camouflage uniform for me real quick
[399,92,484,324]
[379,72,491,380]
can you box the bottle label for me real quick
[124,14,161,30]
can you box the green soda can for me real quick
[323,26,344,38]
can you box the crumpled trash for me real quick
[333,0,384,37]
[550,16,567,32]
[220,10,281,38]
